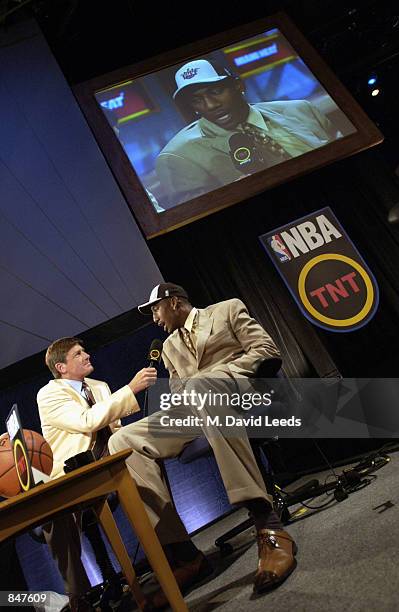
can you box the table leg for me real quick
[94,499,147,611]
[115,471,188,612]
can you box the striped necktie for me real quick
[82,381,95,406]
[241,122,291,161]
[180,328,196,357]
[82,381,110,459]
[180,311,198,358]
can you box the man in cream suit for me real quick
[37,337,156,611]
[108,283,298,604]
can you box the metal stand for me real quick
[215,445,390,554]
[275,451,390,523]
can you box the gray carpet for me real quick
[178,449,399,612]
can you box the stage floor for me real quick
[141,447,399,611]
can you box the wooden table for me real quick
[0,449,188,611]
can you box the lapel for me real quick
[166,309,213,368]
[199,117,236,155]
[259,106,319,146]
[52,378,83,400]
[167,330,194,366]
[52,379,93,406]
[195,308,213,365]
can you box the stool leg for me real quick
[93,500,146,610]
[114,470,188,612]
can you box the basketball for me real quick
[0,429,53,498]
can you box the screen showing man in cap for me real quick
[156,58,343,207]
[108,282,298,604]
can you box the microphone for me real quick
[229,132,263,174]
[143,339,163,419]
[147,339,163,368]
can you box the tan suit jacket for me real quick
[37,378,138,478]
[162,298,281,393]
[157,100,341,206]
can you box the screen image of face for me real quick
[95,28,356,214]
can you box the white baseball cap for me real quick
[173,59,230,100]
[138,283,189,314]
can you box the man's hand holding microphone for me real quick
[129,367,157,394]
[128,339,163,395]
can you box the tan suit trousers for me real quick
[108,375,272,545]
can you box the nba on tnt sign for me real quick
[259,207,379,332]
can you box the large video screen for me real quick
[75,14,382,237]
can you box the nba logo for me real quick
[268,234,291,262]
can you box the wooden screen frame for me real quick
[74,12,383,239]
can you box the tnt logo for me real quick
[298,254,377,330]
[310,272,359,308]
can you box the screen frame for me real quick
[74,12,383,239]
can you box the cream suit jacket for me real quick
[162,298,281,393]
[37,377,138,478]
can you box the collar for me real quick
[62,379,85,395]
[245,106,269,131]
[183,307,198,333]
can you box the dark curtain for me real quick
[150,148,399,378]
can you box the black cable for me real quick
[277,483,336,512]
[290,439,340,511]
[277,477,336,511]
[295,473,337,511]
[297,496,336,511]
[311,439,339,479]
[143,388,149,419]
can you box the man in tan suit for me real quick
[156,59,343,206]
[108,282,297,604]
[37,337,156,611]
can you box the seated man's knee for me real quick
[108,424,141,454]
[185,375,236,398]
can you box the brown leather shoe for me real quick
[149,551,213,609]
[253,529,298,594]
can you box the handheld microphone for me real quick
[229,132,262,174]
[143,339,163,419]
[147,339,163,368]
